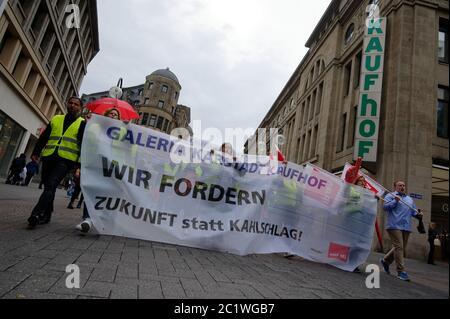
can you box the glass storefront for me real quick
[0,110,25,178]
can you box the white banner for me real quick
[81,115,377,271]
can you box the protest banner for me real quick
[81,115,377,271]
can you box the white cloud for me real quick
[81,0,331,153]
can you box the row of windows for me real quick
[343,51,362,97]
[0,21,72,119]
[139,113,171,133]
[439,18,449,64]
[143,98,172,110]
[146,82,179,99]
[276,82,324,163]
[305,59,325,91]
[300,82,324,127]
[335,85,449,154]
[12,0,90,96]
[336,105,358,153]
[296,125,319,163]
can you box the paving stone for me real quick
[90,267,117,283]
[0,184,448,299]
[111,284,138,299]
[161,281,186,298]
[116,263,138,279]
[14,275,60,293]
[138,281,163,299]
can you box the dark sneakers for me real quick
[38,213,51,225]
[38,218,51,225]
[27,215,38,229]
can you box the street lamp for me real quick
[109,78,123,99]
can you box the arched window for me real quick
[345,23,355,45]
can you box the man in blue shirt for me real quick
[380,181,423,281]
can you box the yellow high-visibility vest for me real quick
[41,115,84,162]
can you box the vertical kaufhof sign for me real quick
[354,17,387,162]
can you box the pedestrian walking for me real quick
[67,168,82,209]
[380,180,423,281]
[428,222,438,265]
[27,96,86,229]
[5,154,26,185]
[22,158,40,186]
[75,107,121,233]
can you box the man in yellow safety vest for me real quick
[27,96,86,228]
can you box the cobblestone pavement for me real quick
[0,183,448,299]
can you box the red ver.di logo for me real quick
[328,243,350,262]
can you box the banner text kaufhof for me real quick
[81,115,378,271]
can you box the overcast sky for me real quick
[80,0,331,153]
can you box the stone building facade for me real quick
[0,0,99,177]
[81,68,192,135]
[138,68,191,135]
[81,84,144,108]
[247,0,449,260]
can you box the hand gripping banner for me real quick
[81,115,377,271]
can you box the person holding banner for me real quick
[27,97,85,228]
[380,181,423,281]
[75,107,122,233]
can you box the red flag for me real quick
[270,145,286,162]
[277,148,286,162]
[344,157,362,184]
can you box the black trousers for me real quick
[24,173,34,186]
[82,203,90,219]
[77,193,84,208]
[30,160,73,221]
[428,242,435,264]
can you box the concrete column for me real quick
[41,94,53,116]
[48,103,58,118]
[34,15,50,51]
[63,82,72,102]
[311,90,317,119]
[12,56,33,87]
[378,4,437,260]
[16,130,31,157]
[0,37,22,72]
[0,15,9,41]
[24,72,41,99]
[23,0,41,31]
[33,84,47,108]
[308,127,315,158]
[58,72,69,93]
